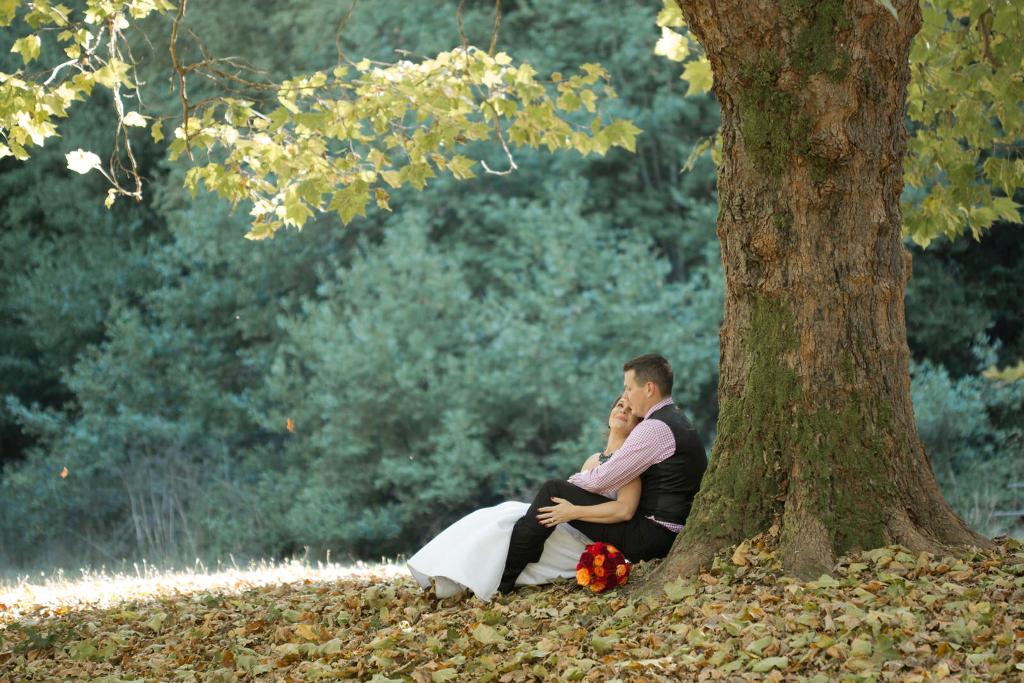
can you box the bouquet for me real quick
[576,542,631,593]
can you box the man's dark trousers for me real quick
[498,478,677,593]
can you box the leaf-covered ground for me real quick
[1,539,1022,682]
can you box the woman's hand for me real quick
[537,497,578,527]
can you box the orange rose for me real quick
[594,565,606,578]
[605,544,619,556]
[615,564,628,578]
[576,567,591,586]
[593,554,605,567]
[590,581,607,593]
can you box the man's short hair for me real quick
[624,354,673,397]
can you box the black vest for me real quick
[637,403,707,526]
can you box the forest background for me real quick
[0,0,1021,577]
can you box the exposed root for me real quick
[932,509,994,549]
[885,508,946,555]
[777,496,835,579]
[887,507,993,556]
[774,457,836,579]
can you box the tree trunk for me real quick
[652,0,991,585]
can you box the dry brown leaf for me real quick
[1,540,1021,681]
[731,542,750,567]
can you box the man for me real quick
[498,353,708,593]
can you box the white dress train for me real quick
[407,500,593,602]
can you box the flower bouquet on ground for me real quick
[576,542,631,593]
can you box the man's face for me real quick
[622,370,647,415]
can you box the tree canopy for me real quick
[2,0,1020,245]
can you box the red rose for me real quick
[576,543,631,593]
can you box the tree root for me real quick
[886,506,993,556]
[776,458,836,579]
[777,506,835,580]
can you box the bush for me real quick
[911,341,1024,538]
[259,188,722,558]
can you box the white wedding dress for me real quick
[407,500,594,602]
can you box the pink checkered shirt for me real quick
[567,397,682,532]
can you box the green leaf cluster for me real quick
[1,0,168,161]
[654,0,712,98]
[174,48,640,239]
[904,0,1024,246]
[657,0,1023,248]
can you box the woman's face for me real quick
[607,397,639,435]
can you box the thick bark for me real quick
[650,0,991,587]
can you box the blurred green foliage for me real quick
[0,1,1021,572]
[911,344,1024,538]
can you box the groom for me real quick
[498,353,707,593]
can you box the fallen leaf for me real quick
[752,656,789,672]
[471,623,503,645]
[590,634,618,654]
[663,578,696,602]
[731,541,751,566]
[293,623,318,641]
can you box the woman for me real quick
[407,397,642,601]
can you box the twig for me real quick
[977,10,1002,69]
[42,58,81,86]
[456,0,469,53]
[105,15,143,200]
[168,0,192,160]
[480,101,517,175]
[488,0,502,56]
[335,0,359,66]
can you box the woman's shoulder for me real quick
[580,452,602,473]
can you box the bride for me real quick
[407,397,642,601]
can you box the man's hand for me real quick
[537,497,577,527]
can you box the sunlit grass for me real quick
[0,555,408,619]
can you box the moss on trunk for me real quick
[678,294,904,577]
